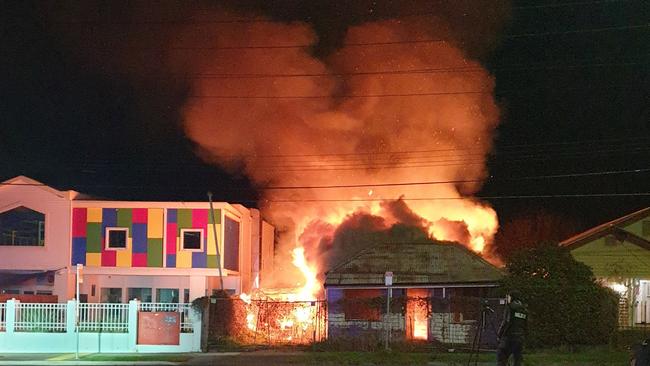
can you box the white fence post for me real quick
[6,299,17,334]
[128,299,140,350]
[66,300,76,334]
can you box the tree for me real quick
[500,244,618,347]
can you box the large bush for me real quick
[500,244,618,348]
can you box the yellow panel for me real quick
[116,249,132,267]
[87,208,103,223]
[147,209,164,238]
[86,253,101,267]
[206,224,221,255]
[176,250,192,268]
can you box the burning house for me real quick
[325,241,503,346]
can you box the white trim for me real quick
[81,266,236,276]
[180,228,204,252]
[104,227,129,251]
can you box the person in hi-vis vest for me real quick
[497,290,528,366]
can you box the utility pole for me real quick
[384,271,393,351]
[207,192,225,291]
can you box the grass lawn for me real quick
[301,347,630,365]
[80,353,192,362]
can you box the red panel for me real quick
[101,249,116,267]
[192,209,208,229]
[132,253,147,267]
[166,223,177,254]
[132,208,148,224]
[72,208,87,238]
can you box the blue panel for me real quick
[132,223,147,253]
[192,251,207,268]
[71,237,86,265]
[327,289,344,313]
[102,208,117,233]
[167,209,177,223]
[166,254,176,268]
[224,217,240,271]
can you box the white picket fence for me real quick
[0,300,200,353]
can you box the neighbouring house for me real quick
[0,176,274,303]
[325,241,504,346]
[560,207,650,327]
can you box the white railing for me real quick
[0,303,5,331]
[79,303,129,333]
[14,303,67,332]
[139,303,194,332]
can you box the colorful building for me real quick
[0,176,274,303]
[561,207,650,327]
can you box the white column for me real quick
[5,299,17,334]
[66,300,76,333]
[128,299,140,351]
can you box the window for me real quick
[36,290,53,295]
[23,290,34,295]
[181,229,203,251]
[105,228,128,249]
[128,288,152,302]
[100,288,123,303]
[156,288,179,303]
[343,289,382,321]
[0,206,45,246]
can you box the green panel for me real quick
[86,223,103,253]
[147,238,163,267]
[177,209,192,230]
[209,209,221,225]
[207,255,218,268]
[117,208,133,235]
[625,220,644,237]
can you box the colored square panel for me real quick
[192,251,207,268]
[132,253,148,267]
[116,249,132,267]
[147,238,163,267]
[177,209,192,230]
[147,209,164,239]
[132,223,148,253]
[86,253,101,267]
[206,224,220,256]
[176,250,192,268]
[72,208,87,237]
[166,224,177,255]
[102,208,117,231]
[206,255,218,268]
[71,237,86,265]
[132,208,148,224]
[224,217,240,272]
[192,209,208,229]
[166,254,176,268]
[87,208,103,223]
[86,223,102,253]
[117,208,133,234]
[167,209,177,223]
[101,249,116,267]
[208,208,221,225]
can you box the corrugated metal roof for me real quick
[325,241,503,287]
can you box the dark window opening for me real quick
[0,206,45,246]
[182,230,202,250]
[107,229,127,249]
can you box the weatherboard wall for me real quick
[71,206,241,270]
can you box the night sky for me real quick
[1,1,649,241]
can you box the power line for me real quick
[261,193,650,203]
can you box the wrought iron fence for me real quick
[79,303,129,333]
[14,303,67,332]
[138,302,194,332]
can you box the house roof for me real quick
[560,207,650,250]
[324,241,503,287]
[1,176,84,200]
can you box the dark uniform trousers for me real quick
[497,336,523,366]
